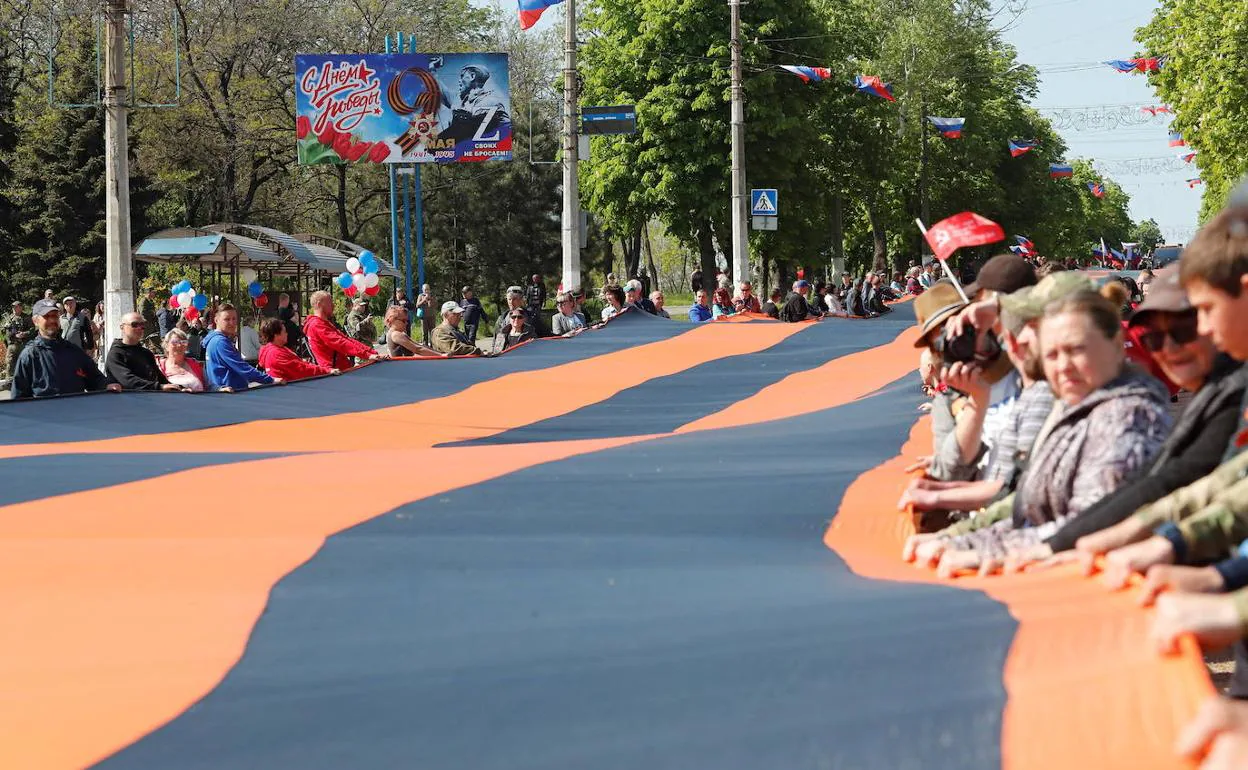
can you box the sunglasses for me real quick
[1138,315,1200,352]
[126,321,146,328]
[510,314,525,320]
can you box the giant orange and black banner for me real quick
[0,308,1210,769]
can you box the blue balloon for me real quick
[178,280,192,294]
[192,293,209,311]
[337,272,353,289]
[358,250,374,263]
[247,281,263,298]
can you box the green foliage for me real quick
[1130,218,1165,254]
[1137,0,1248,220]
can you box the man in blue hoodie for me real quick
[11,299,119,399]
[204,303,285,392]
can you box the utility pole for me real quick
[918,93,931,258]
[102,0,134,352]
[729,0,749,286]
[561,0,581,293]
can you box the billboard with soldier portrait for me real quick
[294,53,512,165]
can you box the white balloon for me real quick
[178,291,192,307]
[346,257,361,274]
[188,288,197,297]
[352,272,367,290]
[364,272,380,289]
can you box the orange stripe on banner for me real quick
[0,439,650,770]
[825,418,1214,770]
[679,323,920,433]
[0,321,811,460]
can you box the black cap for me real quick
[965,254,1037,297]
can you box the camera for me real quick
[933,327,1000,364]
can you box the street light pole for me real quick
[561,0,581,293]
[729,0,749,286]
[102,0,134,352]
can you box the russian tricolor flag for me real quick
[1168,131,1186,147]
[1014,235,1036,255]
[518,0,563,30]
[781,65,833,83]
[1049,163,1073,178]
[927,117,965,138]
[1105,60,1138,73]
[1188,178,1204,188]
[1179,149,1198,163]
[1088,182,1104,198]
[854,75,895,102]
[1008,139,1037,157]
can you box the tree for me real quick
[1130,218,1164,255]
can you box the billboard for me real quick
[295,53,512,165]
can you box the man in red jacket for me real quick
[303,291,388,370]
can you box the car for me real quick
[1150,244,1183,268]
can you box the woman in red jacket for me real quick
[257,318,340,382]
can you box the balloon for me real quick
[363,272,380,289]
[184,307,200,321]
[358,249,375,263]
[254,294,269,308]
[352,272,367,291]
[169,295,180,309]
[346,257,361,274]
[178,291,192,308]
[344,285,357,297]
[336,272,353,289]
[364,284,380,297]
[360,254,378,273]
[247,281,263,298]
[192,293,208,311]
[173,280,191,294]
[188,288,197,297]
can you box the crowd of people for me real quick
[896,194,1248,766]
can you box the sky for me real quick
[490,0,1200,244]
[996,0,1199,243]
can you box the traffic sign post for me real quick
[752,216,777,231]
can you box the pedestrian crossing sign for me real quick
[751,189,778,216]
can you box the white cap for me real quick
[441,301,465,314]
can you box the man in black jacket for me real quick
[11,299,119,399]
[62,296,95,355]
[779,280,823,322]
[106,312,185,392]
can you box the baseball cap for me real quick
[441,300,466,314]
[352,296,367,305]
[461,286,473,293]
[63,295,77,304]
[32,299,60,317]
[912,280,967,347]
[506,285,523,295]
[965,254,1037,297]
[624,280,642,293]
[10,300,21,307]
[794,279,810,289]
[1129,272,1192,324]
[999,271,1092,323]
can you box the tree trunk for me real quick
[761,251,770,293]
[830,194,845,281]
[696,221,717,293]
[335,166,349,239]
[642,223,659,294]
[866,201,888,273]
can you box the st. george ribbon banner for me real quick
[295,53,513,164]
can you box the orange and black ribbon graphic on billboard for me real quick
[388,67,442,156]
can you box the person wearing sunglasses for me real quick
[494,307,536,353]
[105,312,187,392]
[1014,271,1246,563]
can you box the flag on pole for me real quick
[1013,235,1036,256]
[1179,149,1198,163]
[853,75,895,102]
[927,117,965,138]
[1168,131,1186,147]
[920,212,1005,263]
[1188,178,1204,188]
[1141,105,1172,116]
[518,0,564,30]
[1009,139,1038,157]
[1049,163,1074,178]
[1088,182,1105,198]
[780,65,833,83]
[1105,58,1163,73]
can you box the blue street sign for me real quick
[751,189,778,216]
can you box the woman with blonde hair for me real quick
[157,328,206,392]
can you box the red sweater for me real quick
[303,315,376,370]
[258,343,332,382]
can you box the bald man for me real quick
[106,312,184,391]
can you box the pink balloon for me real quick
[169,296,180,309]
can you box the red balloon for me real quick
[184,307,200,321]
[169,296,180,309]
[344,285,358,297]
[254,294,269,308]
[364,284,380,297]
